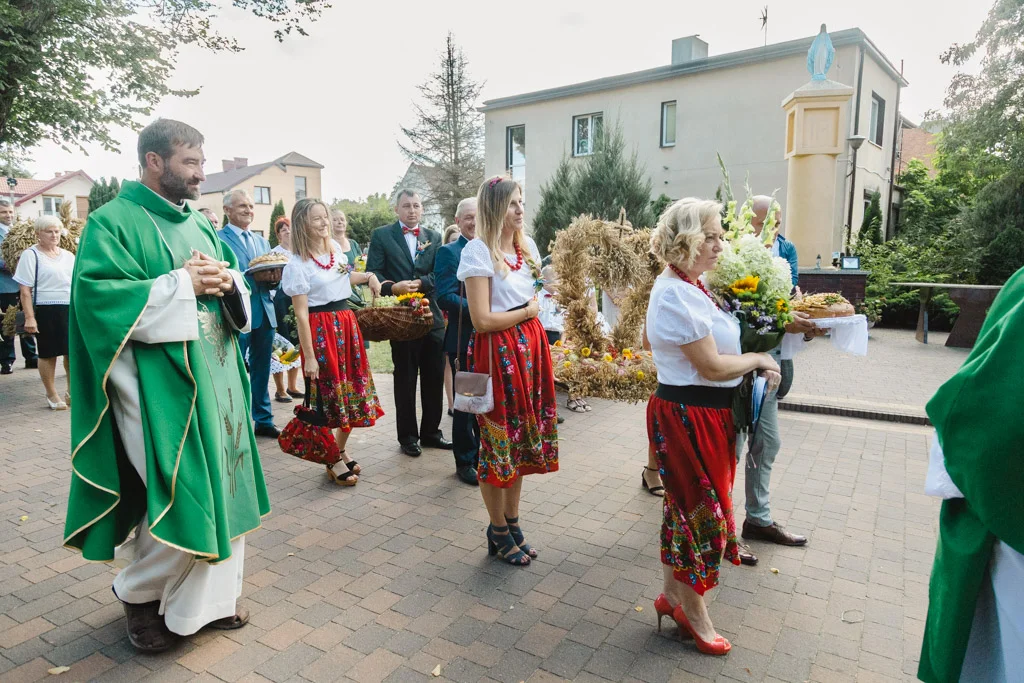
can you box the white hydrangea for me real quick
[707,234,792,302]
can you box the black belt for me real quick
[308,300,350,314]
[655,383,734,408]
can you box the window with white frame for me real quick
[506,125,526,188]
[295,176,307,201]
[254,186,271,204]
[869,93,886,147]
[573,113,603,156]
[661,101,677,147]
[42,196,63,216]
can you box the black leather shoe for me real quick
[456,467,478,486]
[401,442,422,457]
[422,437,453,450]
[254,425,280,438]
[0,364,11,375]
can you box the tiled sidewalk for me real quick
[0,356,938,683]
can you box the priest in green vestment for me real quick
[919,266,1024,682]
[63,119,271,653]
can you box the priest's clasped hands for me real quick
[186,250,236,297]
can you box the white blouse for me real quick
[280,240,353,308]
[457,236,541,312]
[13,246,75,305]
[646,276,742,388]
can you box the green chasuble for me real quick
[918,267,1024,682]
[63,181,271,563]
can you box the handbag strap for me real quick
[456,279,491,375]
[303,376,327,416]
[31,248,38,308]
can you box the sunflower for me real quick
[729,276,760,295]
[580,347,591,358]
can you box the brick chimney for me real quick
[222,157,249,172]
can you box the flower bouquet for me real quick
[549,340,658,404]
[355,291,434,342]
[706,197,794,354]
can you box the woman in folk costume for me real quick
[645,198,780,656]
[918,265,1024,683]
[281,198,384,486]
[63,119,270,653]
[457,176,559,566]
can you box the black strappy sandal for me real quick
[642,466,665,496]
[487,524,530,566]
[504,516,538,558]
[339,449,361,475]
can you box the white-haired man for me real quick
[433,197,479,484]
[218,190,279,437]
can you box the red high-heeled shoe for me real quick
[672,604,731,656]
[653,595,692,638]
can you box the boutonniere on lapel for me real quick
[415,241,432,258]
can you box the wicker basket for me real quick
[355,305,433,342]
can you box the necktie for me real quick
[241,230,255,261]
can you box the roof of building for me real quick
[201,152,324,195]
[480,28,907,113]
[12,171,94,206]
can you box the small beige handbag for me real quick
[452,282,493,414]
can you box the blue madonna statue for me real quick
[807,24,835,81]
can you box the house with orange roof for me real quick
[4,170,95,220]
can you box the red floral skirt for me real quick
[304,308,384,432]
[647,395,740,595]
[468,317,559,488]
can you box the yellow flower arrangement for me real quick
[602,353,613,362]
[580,347,592,358]
[729,275,760,295]
[396,292,425,303]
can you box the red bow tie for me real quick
[402,225,420,237]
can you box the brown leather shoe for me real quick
[207,607,250,630]
[122,600,179,653]
[742,520,807,546]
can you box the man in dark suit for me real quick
[366,190,451,457]
[433,198,479,485]
[217,189,279,438]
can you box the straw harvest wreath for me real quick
[547,210,661,403]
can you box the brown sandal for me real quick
[208,607,249,630]
[326,465,357,486]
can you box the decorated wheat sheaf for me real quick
[548,211,660,402]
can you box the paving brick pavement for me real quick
[0,354,941,682]
[785,328,967,417]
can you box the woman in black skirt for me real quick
[14,216,76,410]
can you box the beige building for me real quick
[195,152,324,238]
[9,171,95,220]
[481,28,907,249]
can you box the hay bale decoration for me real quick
[0,201,84,273]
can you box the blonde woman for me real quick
[646,198,780,656]
[281,199,384,485]
[457,176,559,566]
[14,216,75,409]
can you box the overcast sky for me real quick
[25,0,989,201]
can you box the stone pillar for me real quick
[781,80,854,267]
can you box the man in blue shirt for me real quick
[0,200,38,374]
[433,198,479,485]
[736,196,821,558]
[217,190,278,438]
